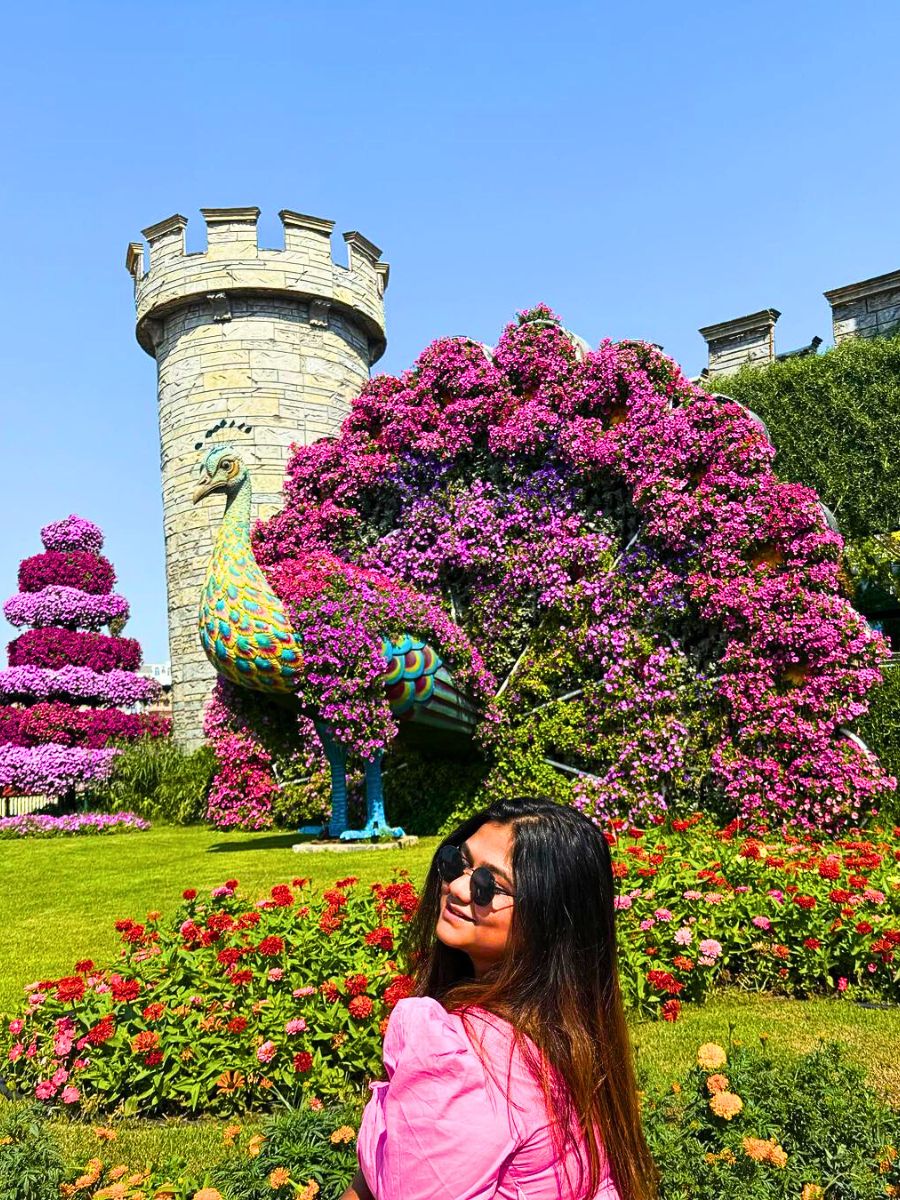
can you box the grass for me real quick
[3,823,899,1174]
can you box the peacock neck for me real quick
[219,477,253,547]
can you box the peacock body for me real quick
[194,444,473,838]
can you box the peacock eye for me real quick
[219,459,234,473]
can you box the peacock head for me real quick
[193,445,249,505]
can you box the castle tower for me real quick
[126,207,388,747]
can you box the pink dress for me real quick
[357,997,621,1200]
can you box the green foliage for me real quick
[717,335,900,540]
[0,1105,65,1200]
[382,746,491,835]
[643,1037,900,1200]
[88,737,216,825]
[857,664,900,820]
[213,1104,362,1200]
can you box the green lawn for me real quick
[2,824,898,1175]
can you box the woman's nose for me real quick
[447,872,472,905]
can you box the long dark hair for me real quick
[407,797,657,1200]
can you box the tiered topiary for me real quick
[0,515,167,799]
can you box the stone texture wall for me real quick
[824,269,900,344]
[698,309,781,377]
[127,208,388,747]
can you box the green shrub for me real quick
[857,663,900,820]
[643,1036,900,1199]
[213,1103,362,1200]
[717,335,900,541]
[88,737,216,825]
[0,1105,65,1200]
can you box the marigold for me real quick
[296,1182,320,1200]
[223,1123,242,1146]
[330,1125,357,1143]
[268,1167,291,1188]
[94,1127,117,1141]
[742,1136,787,1166]
[706,1073,729,1094]
[248,1133,266,1158]
[800,1187,823,1200]
[74,1158,104,1188]
[192,1190,224,1200]
[697,1043,727,1071]
[708,1091,743,1120]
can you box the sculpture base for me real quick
[292,835,419,854]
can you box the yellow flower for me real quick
[697,1043,727,1071]
[671,1081,682,1095]
[247,1134,266,1158]
[268,1167,291,1188]
[330,1125,357,1144]
[222,1123,242,1146]
[706,1074,730,1095]
[296,1183,320,1200]
[709,1091,744,1120]
[800,1187,823,1200]
[719,1149,736,1166]
[880,1146,899,1174]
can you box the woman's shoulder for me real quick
[385,997,531,1079]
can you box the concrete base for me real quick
[292,835,419,854]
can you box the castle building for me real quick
[127,208,388,746]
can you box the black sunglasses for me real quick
[435,843,515,907]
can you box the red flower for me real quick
[131,1030,159,1054]
[855,921,874,935]
[793,895,816,910]
[661,999,681,1022]
[114,919,135,933]
[121,924,146,944]
[349,996,374,1020]
[818,859,841,880]
[803,938,821,951]
[365,926,394,951]
[229,969,253,988]
[320,981,340,1003]
[344,974,369,997]
[671,819,690,833]
[110,976,141,1004]
[74,960,94,975]
[144,1051,163,1066]
[270,885,294,907]
[829,889,852,903]
[293,1051,313,1073]
[142,1003,165,1022]
[849,875,868,889]
[646,970,683,995]
[383,975,414,1009]
[738,839,762,860]
[611,862,628,879]
[258,936,285,957]
[237,911,261,928]
[217,948,243,968]
[85,1016,115,1046]
[182,889,197,900]
[55,976,86,1003]
[227,1016,248,1034]
[319,910,344,935]
[322,890,349,908]
[672,956,694,972]
[334,876,359,888]
[291,877,310,888]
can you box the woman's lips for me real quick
[444,901,474,923]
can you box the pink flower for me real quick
[35,1080,56,1100]
[699,939,722,959]
[654,908,674,921]
[293,986,316,998]
[267,968,284,982]
[8,1043,23,1062]
[8,1019,23,1036]
[674,927,692,946]
[61,1086,80,1104]
[54,1036,73,1057]
[682,890,703,901]
[256,1040,277,1064]
[837,977,848,992]
[640,918,655,931]
[752,916,772,930]
[614,896,633,911]
[51,1067,69,1087]
[285,1019,308,1035]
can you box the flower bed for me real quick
[3,587,130,632]
[40,515,104,555]
[7,628,142,673]
[0,702,169,748]
[0,666,158,706]
[0,744,120,793]
[2,822,897,1119]
[0,812,149,839]
[18,550,116,595]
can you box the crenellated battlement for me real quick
[126,207,388,362]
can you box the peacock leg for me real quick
[316,727,350,838]
[339,752,405,841]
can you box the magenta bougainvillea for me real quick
[211,308,891,832]
[1,517,166,797]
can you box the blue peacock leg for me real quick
[304,725,349,838]
[339,752,405,841]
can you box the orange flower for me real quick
[671,1081,682,1095]
[94,1127,117,1142]
[192,1191,224,1200]
[706,1074,730,1094]
[742,1136,787,1167]
[709,1091,743,1120]
[296,1183,320,1200]
[801,1185,823,1200]
[268,1167,291,1188]
[109,1164,129,1180]
[74,1158,104,1188]
[697,1043,727,1071]
[330,1125,356,1144]
[222,1123,242,1146]
[247,1134,266,1158]
[216,1070,246,1094]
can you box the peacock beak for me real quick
[193,477,220,504]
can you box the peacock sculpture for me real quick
[193,438,478,839]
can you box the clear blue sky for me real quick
[2,1,899,664]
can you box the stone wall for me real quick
[698,309,780,377]
[824,269,900,344]
[127,208,388,747]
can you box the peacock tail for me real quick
[382,634,478,732]
[198,474,303,695]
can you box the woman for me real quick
[341,797,657,1200]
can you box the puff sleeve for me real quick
[357,997,524,1200]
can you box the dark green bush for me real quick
[87,737,216,824]
[213,1103,362,1200]
[0,1105,65,1200]
[716,335,900,540]
[643,1037,900,1200]
[857,663,900,820]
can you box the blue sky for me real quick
[1,0,899,663]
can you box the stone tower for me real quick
[126,207,388,747]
